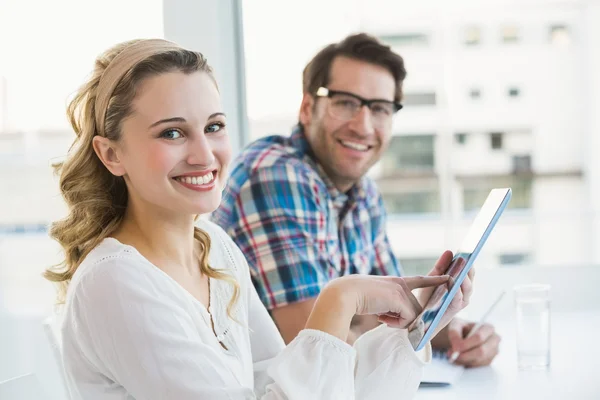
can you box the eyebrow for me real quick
[328,89,394,103]
[148,113,226,129]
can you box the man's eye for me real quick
[160,129,183,139]
[336,100,358,108]
[371,104,392,116]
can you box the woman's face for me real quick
[102,71,231,217]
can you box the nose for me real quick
[186,133,215,167]
[348,105,375,137]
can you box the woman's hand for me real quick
[306,274,450,341]
[344,274,451,328]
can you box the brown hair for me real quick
[44,39,240,318]
[302,32,407,103]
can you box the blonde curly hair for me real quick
[44,39,239,318]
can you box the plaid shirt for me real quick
[211,125,402,310]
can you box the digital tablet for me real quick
[414,188,512,351]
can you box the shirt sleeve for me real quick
[260,325,430,400]
[353,324,432,400]
[369,193,403,277]
[233,232,357,399]
[247,264,358,399]
[254,292,431,400]
[216,163,334,310]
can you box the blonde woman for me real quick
[46,39,473,400]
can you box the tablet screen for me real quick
[417,188,511,340]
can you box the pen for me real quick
[449,290,506,363]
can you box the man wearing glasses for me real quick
[212,33,500,368]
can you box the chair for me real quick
[0,373,48,399]
[42,314,70,399]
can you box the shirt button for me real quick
[217,334,225,342]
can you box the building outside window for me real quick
[381,134,436,174]
[402,92,437,106]
[464,25,482,45]
[490,132,504,149]
[501,24,520,43]
[550,24,570,45]
[382,190,441,215]
[469,88,482,100]
[463,176,533,212]
[378,33,430,48]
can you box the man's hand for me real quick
[445,318,501,367]
[413,251,473,338]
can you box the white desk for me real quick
[416,311,600,400]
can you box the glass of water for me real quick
[514,284,551,370]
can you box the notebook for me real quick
[420,349,465,387]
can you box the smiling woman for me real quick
[44,39,234,304]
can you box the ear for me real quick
[299,93,315,127]
[92,136,126,177]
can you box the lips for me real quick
[338,139,373,152]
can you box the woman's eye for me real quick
[160,129,183,139]
[206,122,226,134]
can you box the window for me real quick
[499,253,529,266]
[463,176,533,212]
[378,33,429,48]
[382,135,435,173]
[469,88,482,100]
[0,134,25,163]
[0,223,47,234]
[508,87,521,98]
[455,133,468,145]
[399,257,439,276]
[549,25,570,45]
[464,26,481,46]
[513,155,532,174]
[501,25,520,43]
[490,132,504,149]
[382,191,440,215]
[402,92,436,106]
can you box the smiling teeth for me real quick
[176,172,214,185]
[341,141,368,151]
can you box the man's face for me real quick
[300,56,396,192]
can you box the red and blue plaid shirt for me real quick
[211,125,402,310]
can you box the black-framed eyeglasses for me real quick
[315,87,403,124]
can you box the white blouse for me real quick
[60,220,431,400]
